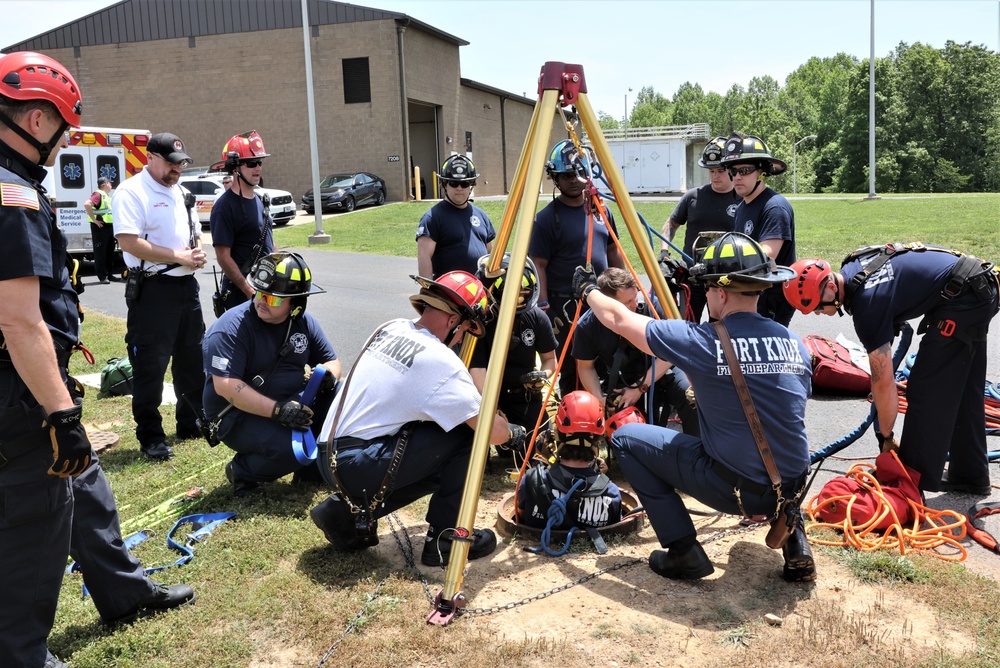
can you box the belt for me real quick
[0,349,72,371]
[549,291,575,300]
[710,458,805,496]
[333,435,376,451]
[145,273,195,282]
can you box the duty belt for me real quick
[710,457,806,497]
[0,347,72,371]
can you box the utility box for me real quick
[597,124,711,194]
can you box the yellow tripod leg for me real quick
[427,87,562,625]
[574,93,681,320]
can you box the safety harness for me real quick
[523,461,613,555]
[840,242,998,315]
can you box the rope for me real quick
[539,477,587,556]
[804,452,967,562]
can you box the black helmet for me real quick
[698,136,727,168]
[438,154,477,182]
[719,133,787,176]
[248,252,326,298]
[476,252,540,314]
[690,232,795,290]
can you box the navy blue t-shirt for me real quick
[670,184,740,258]
[415,200,495,277]
[572,302,656,387]
[734,188,796,268]
[210,188,275,274]
[842,249,958,351]
[202,302,337,418]
[529,199,618,294]
[471,306,557,388]
[644,312,811,483]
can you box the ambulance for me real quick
[41,126,151,258]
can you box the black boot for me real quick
[648,541,714,580]
[781,529,816,582]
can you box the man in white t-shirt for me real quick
[113,132,207,461]
[312,270,524,567]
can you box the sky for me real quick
[2,0,998,122]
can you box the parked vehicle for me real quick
[178,174,297,226]
[301,172,386,214]
[40,126,150,259]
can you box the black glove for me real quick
[660,255,689,282]
[519,370,547,391]
[501,424,527,453]
[46,404,93,478]
[272,399,314,430]
[305,365,338,394]
[572,263,598,301]
[875,430,900,453]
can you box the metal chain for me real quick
[316,572,393,667]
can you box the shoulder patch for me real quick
[1,183,40,210]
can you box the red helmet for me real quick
[209,130,269,172]
[410,270,491,336]
[0,51,82,126]
[783,259,833,314]
[605,406,646,437]
[556,391,605,436]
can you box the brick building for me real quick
[3,0,563,202]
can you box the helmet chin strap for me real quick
[746,173,765,198]
[0,109,66,165]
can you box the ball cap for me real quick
[148,132,192,164]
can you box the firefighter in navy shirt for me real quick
[578,232,815,583]
[416,155,495,278]
[786,246,999,495]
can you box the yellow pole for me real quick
[574,93,681,320]
[414,165,422,201]
[432,88,561,616]
[490,98,544,270]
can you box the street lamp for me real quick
[793,135,817,195]
[624,87,632,137]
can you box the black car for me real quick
[301,172,386,214]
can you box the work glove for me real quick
[519,370,548,392]
[46,404,93,478]
[875,430,900,453]
[304,365,338,393]
[572,263,599,302]
[660,254,689,282]
[499,424,527,453]
[272,399,314,430]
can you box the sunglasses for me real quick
[242,160,263,168]
[728,165,759,177]
[255,291,285,307]
[446,180,474,188]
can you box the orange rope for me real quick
[804,454,967,561]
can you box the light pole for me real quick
[793,135,817,195]
[624,87,632,136]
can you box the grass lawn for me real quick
[45,191,1000,666]
[276,193,1000,270]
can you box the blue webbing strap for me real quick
[291,365,327,465]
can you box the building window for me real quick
[343,57,371,104]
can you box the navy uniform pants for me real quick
[611,424,791,547]
[0,430,72,668]
[70,453,156,621]
[223,391,335,483]
[89,222,117,281]
[125,274,205,447]
[332,421,473,530]
[901,281,999,491]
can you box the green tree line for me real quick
[598,41,1000,194]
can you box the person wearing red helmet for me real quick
[785,246,999,495]
[209,131,275,314]
[312,270,524,567]
[0,52,193,668]
[518,391,623,531]
[573,233,814,583]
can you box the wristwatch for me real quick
[639,383,649,393]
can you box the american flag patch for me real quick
[0,183,40,210]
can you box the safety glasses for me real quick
[728,165,759,178]
[242,160,263,168]
[255,291,285,307]
[446,180,474,188]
